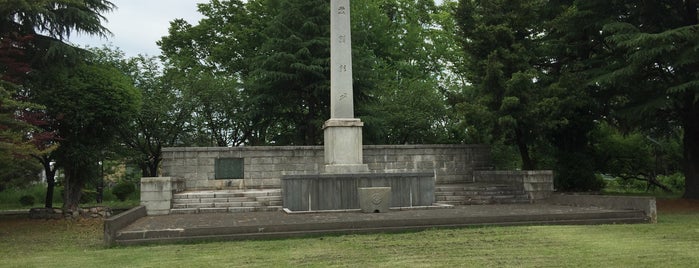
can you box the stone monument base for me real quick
[281,172,434,211]
[323,118,369,174]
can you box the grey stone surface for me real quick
[358,187,391,213]
[282,172,434,211]
[104,206,146,246]
[111,204,651,246]
[140,177,185,215]
[474,170,554,202]
[547,194,657,223]
[161,145,491,189]
[330,0,354,119]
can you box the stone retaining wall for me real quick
[28,207,113,220]
[140,177,186,215]
[474,170,555,202]
[161,145,491,190]
[547,194,657,223]
[104,206,147,247]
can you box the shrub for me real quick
[112,181,136,201]
[19,195,36,206]
[80,189,98,204]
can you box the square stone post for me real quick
[324,0,368,174]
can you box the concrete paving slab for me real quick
[113,204,650,246]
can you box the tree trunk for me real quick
[148,155,160,177]
[515,126,535,170]
[43,159,56,208]
[681,0,698,199]
[682,103,699,199]
[62,167,84,212]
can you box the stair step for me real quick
[170,208,199,214]
[200,207,229,213]
[229,207,257,213]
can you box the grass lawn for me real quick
[1,206,698,267]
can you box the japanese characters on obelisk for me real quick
[323,0,369,173]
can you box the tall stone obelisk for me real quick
[324,0,369,174]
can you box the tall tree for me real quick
[1,0,115,207]
[454,0,549,170]
[597,0,699,198]
[353,0,458,144]
[159,0,259,146]
[0,83,42,190]
[245,0,330,145]
[31,61,140,211]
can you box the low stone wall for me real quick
[104,205,147,247]
[28,207,112,220]
[547,194,657,223]
[140,177,186,215]
[474,170,555,202]
[161,144,491,190]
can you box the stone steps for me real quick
[435,183,529,205]
[171,189,283,214]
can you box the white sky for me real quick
[69,0,447,58]
[69,0,207,57]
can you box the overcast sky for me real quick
[69,0,446,58]
[69,0,207,57]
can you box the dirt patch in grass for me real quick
[657,198,699,213]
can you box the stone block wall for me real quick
[161,145,491,190]
[140,177,186,215]
[474,170,555,201]
[547,194,657,223]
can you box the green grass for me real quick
[1,212,698,267]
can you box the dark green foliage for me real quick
[18,194,35,206]
[111,181,135,202]
[246,0,331,145]
[590,1,699,198]
[1,0,119,209]
[158,0,461,146]
[29,61,141,210]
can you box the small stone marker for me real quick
[358,187,391,213]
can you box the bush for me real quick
[658,173,685,193]
[112,181,136,201]
[19,195,36,206]
[80,189,98,204]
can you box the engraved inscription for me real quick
[338,64,348,72]
[339,93,348,100]
[338,35,346,43]
[338,6,346,15]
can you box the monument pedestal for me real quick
[323,118,369,174]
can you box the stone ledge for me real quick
[547,194,657,223]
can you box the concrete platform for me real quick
[110,203,650,246]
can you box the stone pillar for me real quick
[324,0,368,174]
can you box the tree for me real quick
[159,0,260,146]
[244,0,331,145]
[454,0,550,170]
[0,83,43,190]
[593,122,682,192]
[596,0,699,198]
[89,46,194,177]
[158,0,461,146]
[1,0,115,207]
[353,0,458,144]
[30,61,140,211]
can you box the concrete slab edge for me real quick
[115,215,648,246]
[283,204,453,214]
